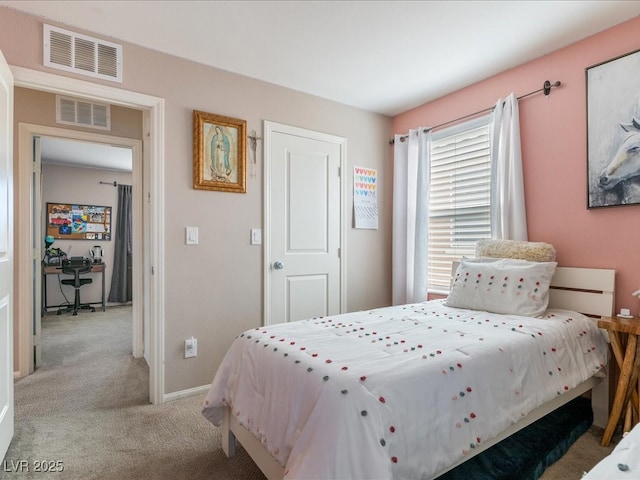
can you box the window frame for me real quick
[427,114,493,295]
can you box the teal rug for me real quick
[438,396,593,480]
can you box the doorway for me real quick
[35,133,140,370]
[13,66,165,404]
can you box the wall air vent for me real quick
[44,24,123,83]
[56,95,111,131]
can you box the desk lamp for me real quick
[43,235,55,261]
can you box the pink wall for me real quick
[393,17,640,314]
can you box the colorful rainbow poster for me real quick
[353,166,378,229]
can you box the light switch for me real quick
[250,228,262,245]
[186,226,198,245]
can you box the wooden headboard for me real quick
[548,266,615,317]
[451,262,615,318]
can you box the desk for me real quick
[42,262,106,315]
[598,315,640,447]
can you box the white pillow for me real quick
[445,257,557,317]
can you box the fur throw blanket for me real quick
[475,239,556,262]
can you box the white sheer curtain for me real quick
[490,92,528,240]
[392,128,430,305]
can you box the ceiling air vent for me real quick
[56,95,111,131]
[44,24,123,83]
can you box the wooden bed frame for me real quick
[220,266,616,480]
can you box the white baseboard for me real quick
[163,384,210,402]
[13,370,21,380]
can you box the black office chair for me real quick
[57,258,96,316]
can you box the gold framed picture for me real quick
[193,110,246,193]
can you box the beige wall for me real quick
[12,87,142,368]
[41,164,133,309]
[1,7,393,393]
[14,87,144,139]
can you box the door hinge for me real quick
[338,166,341,177]
[147,191,151,203]
[151,266,155,275]
[338,247,341,258]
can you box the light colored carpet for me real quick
[2,306,264,480]
[540,425,614,479]
[2,305,616,479]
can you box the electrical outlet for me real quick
[185,337,197,358]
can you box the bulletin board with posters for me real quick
[46,203,112,240]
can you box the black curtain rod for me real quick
[99,181,118,187]
[389,80,561,145]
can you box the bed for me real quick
[202,255,615,480]
[583,421,640,478]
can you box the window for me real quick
[428,116,492,294]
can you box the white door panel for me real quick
[287,274,327,322]
[0,300,12,449]
[266,123,345,325]
[288,152,328,252]
[0,48,15,461]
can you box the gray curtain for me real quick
[108,184,133,303]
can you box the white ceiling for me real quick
[40,137,133,172]
[3,0,640,171]
[2,0,639,117]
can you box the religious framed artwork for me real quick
[586,48,640,208]
[193,110,246,193]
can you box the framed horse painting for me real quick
[586,48,640,208]
[193,111,247,193]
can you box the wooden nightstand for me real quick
[597,315,640,447]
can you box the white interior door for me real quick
[0,48,15,461]
[265,122,345,324]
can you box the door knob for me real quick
[273,261,284,270]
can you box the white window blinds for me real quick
[428,118,492,293]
